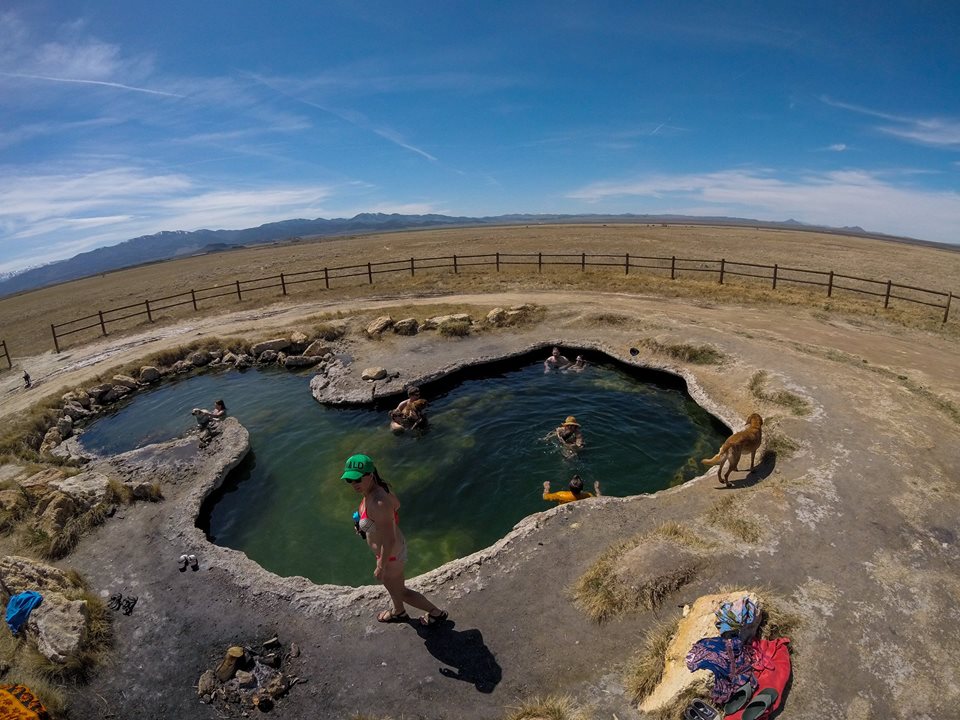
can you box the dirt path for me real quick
[3,290,960,719]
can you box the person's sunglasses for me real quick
[344,476,363,484]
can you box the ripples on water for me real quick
[79,357,726,586]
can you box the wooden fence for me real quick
[48,252,956,352]
[0,339,10,369]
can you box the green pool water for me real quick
[79,353,727,586]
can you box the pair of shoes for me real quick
[178,554,199,572]
[377,609,410,623]
[724,683,754,714]
[421,609,448,627]
[685,699,719,720]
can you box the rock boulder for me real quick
[366,316,394,336]
[251,338,290,356]
[361,367,388,381]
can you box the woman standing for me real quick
[341,454,448,626]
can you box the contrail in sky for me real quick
[0,72,183,97]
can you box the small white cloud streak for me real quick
[567,169,960,243]
[822,96,960,149]
[0,71,182,97]
[827,143,847,152]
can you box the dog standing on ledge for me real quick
[702,413,763,485]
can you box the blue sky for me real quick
[1,1,959,275]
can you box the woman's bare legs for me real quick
[380,564,443,621]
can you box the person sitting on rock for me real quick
[543,347,571,372]
[192,399,226,444]
[542,475,601,504]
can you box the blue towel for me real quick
[6,591,43,634]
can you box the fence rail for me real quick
[0,339,10,370]
[48,251,957,352]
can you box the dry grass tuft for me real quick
[624,617,681,702]
[573,523,707,622]
[763,429,800,461]
[749,371,811,416]
[640,338,725,365]
[503,694,590,720]
[705,495,762,543]
[437,319,473,337]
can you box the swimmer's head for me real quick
[569,475,584,493]
[407,386,421,398]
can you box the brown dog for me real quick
[702,413,763,484]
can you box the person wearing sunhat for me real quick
[555,415,584,450]
[341,454,448,626]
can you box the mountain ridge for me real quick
[0,212,946,298]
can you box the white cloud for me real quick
[827,143,847,152]
[822,97,960,149]
[567,168,960,243]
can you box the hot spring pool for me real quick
[79,353,727,586]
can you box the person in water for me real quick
[554,416,584,450]
[389,386,427,431]
[342,454,448,626]
[543,347,571,372]
[566,355,587,372]
[542,475,601,504]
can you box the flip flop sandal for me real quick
[741,688,778,720]
[724,683,754,715]
[188,554,199,571]
[421,609,448,627]
[691,699,719,720]
[178,555,189,572]
[377,609,409,623]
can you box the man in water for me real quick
[543,347,570,372]
[542,475,601,504]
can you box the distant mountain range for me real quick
[0,212,939,298]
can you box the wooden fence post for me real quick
[51,325,60,354]
[191,289,198,311]
[453,255,458,274]
[1,340,9,368]
[538,252,542,273]
[324,267,329,289]
[98,311,107,336]
[145,300,153,323]
[884,280,892,308]
[625,253,630,275]
[496,252,500,272]
[410,258,415,277]
[280,273,287,296]
[671,256,676,280]
[827,271,834,297]
[581,252,586,271]
[945,292,953,323]
[367,262,373,284]
[719,258,725,284]
[235,280,242,301]
[772,264,778,289]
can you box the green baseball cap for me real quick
[341,454,376,481]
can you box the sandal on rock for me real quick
[188,554,199,571]
[178,554,189,572]
[377,609,409,623]
[421,609,448,627]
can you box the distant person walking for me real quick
[22,371,31,389]
[342,454,448,626]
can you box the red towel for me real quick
[725,637,790,720]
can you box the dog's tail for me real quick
[702,451,725,466]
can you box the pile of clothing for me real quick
[685,597,791,720]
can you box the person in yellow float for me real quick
[542,475,601,504]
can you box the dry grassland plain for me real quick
[1,224,959,358]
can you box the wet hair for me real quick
[372,469,391,493]
[569,475,584,493]
[215,399,226,410]
[407,386,421,398]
